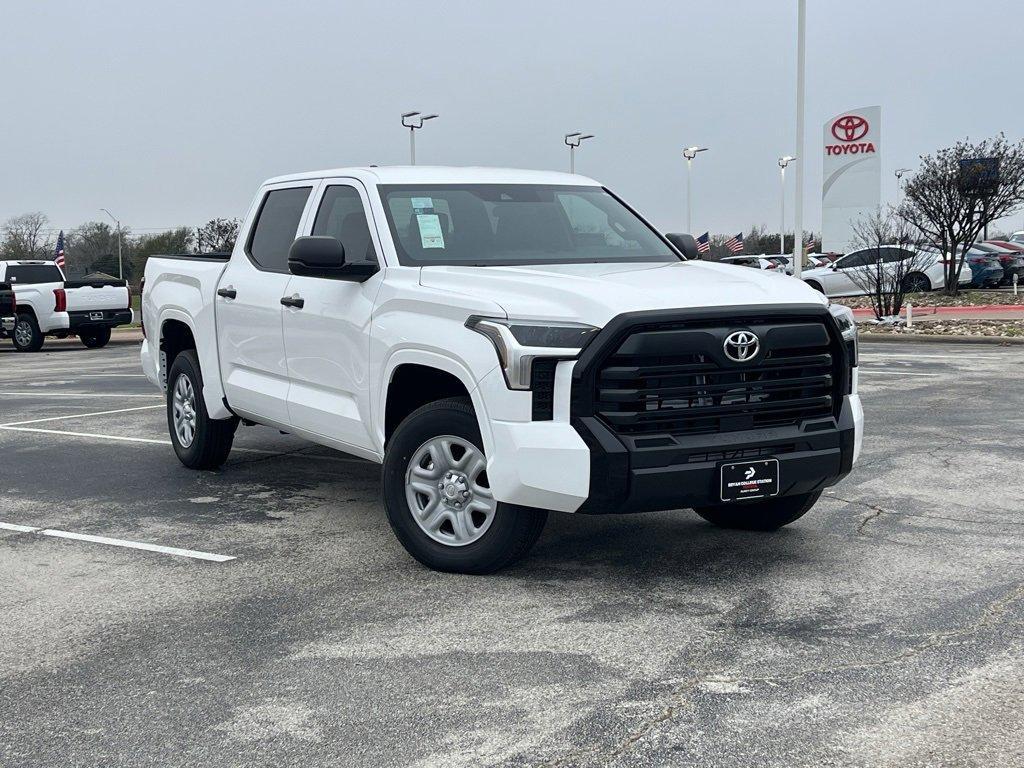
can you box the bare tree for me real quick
[1,212,53,260]
[897,134,1024,295]
[846,207,933,321]
[195,218,240,253]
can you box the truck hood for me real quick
[419,261,828,327]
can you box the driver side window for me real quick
[839,250,870,269]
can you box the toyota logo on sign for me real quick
[831,115,869,142]
[723,331,760,362]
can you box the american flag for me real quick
[695,232,711,254]
[724,232,744,254]
[54,230,66,269]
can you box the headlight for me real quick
[828,303,858,366]
[465,316,599,390]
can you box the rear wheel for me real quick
[80,327,112,348]
[166,350,238,470]
[902,272,931,293]
[12,313,44,352]
[383,397,547,574]
[693,491,822,531]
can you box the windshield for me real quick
[5,264,63,284]
[378,184,678,266]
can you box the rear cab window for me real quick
[4,264,64,284]
[246,187,313,273]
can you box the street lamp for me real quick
[401,111,438,165]
[682,146,709,233]
[895,168,913,205]
[100,208,122,280]
[778,156,797,257]
[792,0,807,280]
[564,132,594,174]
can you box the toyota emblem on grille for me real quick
[723,330,760,362]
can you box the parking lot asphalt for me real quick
[1,336,1023,767]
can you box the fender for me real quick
[378,348,494,458]
[157,309,232,420]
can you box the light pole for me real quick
[100,208,122,280]
[792,0,806,280]
[778,156,796,257]
[682,146,709,233]
[895,168,912,206]
[401,111,438,165]
[564,132,594,174]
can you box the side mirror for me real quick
[288,236,378,282]
[665,233,700,260]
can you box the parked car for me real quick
[959,248,1005,287]
[769,255,827,274]
[0,282,15,337]
[0,260,133,352]
[719,255,784,271]
[976,242,1024,285]
[1009,231,1024,245]
[801,246,966,296]
[141,166,862,574]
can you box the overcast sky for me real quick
[2,0,1022,239]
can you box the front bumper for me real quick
[67,308,134,331]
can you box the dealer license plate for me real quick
[720,459,780,502]
[89,312,104,320]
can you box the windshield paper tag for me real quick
[411,197,434,213]
[416,214,445,249]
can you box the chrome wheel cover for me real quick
[172,373,198,448]
[405,435,495,547]
[14,320,32,348]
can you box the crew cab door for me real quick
[282,180,382,451]
[216,183,315,424]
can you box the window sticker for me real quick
[416,214,445,249]
[411,197,434,213]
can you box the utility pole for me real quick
[401,111,438,165]
[779,156,796,257]
[100,208,122,279]
[564,132,594,174]
[682,146,709,233]
[792,0,806,280]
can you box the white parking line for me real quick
[857,370,940,377]
[0,392,160,398]
[0,522,40,533]
[0,424,367,462]
[1,405,164,427]
[37,529,236,562]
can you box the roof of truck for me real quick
[263,165,600,187]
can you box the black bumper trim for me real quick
[67,309,133,330]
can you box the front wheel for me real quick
[383,397,547,574]
[693,491,822,531]
[80,327,112,348]
[166,350,238,470]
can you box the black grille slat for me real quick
[593,317,842,437]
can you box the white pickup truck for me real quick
[142,166,863,574]
[0,260,133,352]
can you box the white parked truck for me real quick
[0,260,133,351]
[141,167,863,573]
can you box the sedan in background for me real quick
[801,246,965,297]
[980,241,1024,285]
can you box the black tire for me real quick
[166,349,238,470]
[12,313,44,352]
[805,280,825,293]
[80,327,112,348]
[901,272,931,293]
[383,397,547,574]
[693,491,822,531]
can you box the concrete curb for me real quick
[859,333,1024,345]
[851,304,1024,318]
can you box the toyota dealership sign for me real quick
[822,106,881,252]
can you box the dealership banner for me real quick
[821,106,881,253]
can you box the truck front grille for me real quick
[592,316,842,437]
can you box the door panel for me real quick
[217,184,314,423]
[283,181,381,450]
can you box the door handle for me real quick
[217,287,237,299]
[280,294,304,309]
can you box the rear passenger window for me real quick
[312,186,378,264]
[247,187,312,272]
